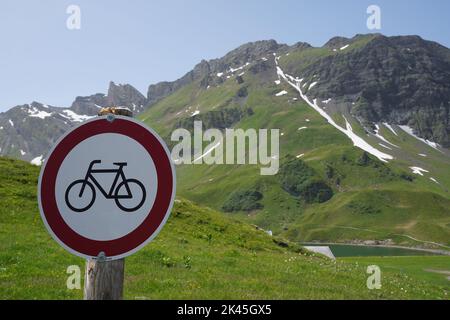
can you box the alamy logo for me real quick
[171,121,280,175]
[367,5,381,30]
[66,5,81,30]
[66,265,81,290]
[366,265,382,290]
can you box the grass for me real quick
[139,74,450,247]
[1,35,450,300]
[341,256,450,293]
[285,188,450,245]
[0,157,449,300]
[278,34,380,77]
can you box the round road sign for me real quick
[38,115,176,260]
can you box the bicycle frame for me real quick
[79,160,132,199]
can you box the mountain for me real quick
[144,34,450,148]
[281,34,450,148]
[0,157,447,299]
[1,34,450,248]
[0,82,146,163]
[146,40,287,105]
[138,35,450,248]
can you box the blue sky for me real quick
[1,0,449,111]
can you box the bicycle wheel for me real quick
[114,179,146,212]
[65,180,96,213]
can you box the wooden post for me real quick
[83,106,133,300]
[84,258,125,300]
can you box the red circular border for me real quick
[39,118,174,258]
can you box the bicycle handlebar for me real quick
[88,160,102,169]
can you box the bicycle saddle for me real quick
[113,162,128,166]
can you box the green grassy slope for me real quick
[0,157,448,299]
[139,55,450,248]
[341,256,450,291]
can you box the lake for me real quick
[302,243,438,257]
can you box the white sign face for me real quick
[38,116,176,260]
[55,133,158,241]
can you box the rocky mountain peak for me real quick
[107,81,147,113]
[292,42,312,50]
[282,34,450,147]
[146,39,287,107]
[70,93,108,115]
[323,36,351,48]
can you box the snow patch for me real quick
[409,167,429,176]
[374,124,399,148]
[296,154,304,158]
[191,110,200,117]
[28,106,53,119]
[383,123,398,136]
[399,125,440,151]
[430,177,439,184]
[342,116,393,162]
[418,154,427,157]
[8,120,14,127]
[298,127,307,131]
[340,44,350,51]
[229,63,249,74]
[379,143,392,150]
[31,155,44,166]
[275,90,288,97]
[193,142,221,163]
[308,82,318,90]
[274,80,281,85]
[216,72,224,77]
[20,150,26,156]
[322,98,332,104]
[275,57,393,162]
[60,110,94,123]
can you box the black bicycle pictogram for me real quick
[65,160,146,213]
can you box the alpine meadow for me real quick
[0,2,450,302]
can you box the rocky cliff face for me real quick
[146,40,287,105]
[107,82,147,113]
[0,81,147,163]
[0,102,92,163]
[70,93,108,115]
[281,34,450,147]
[145,34,450,147]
